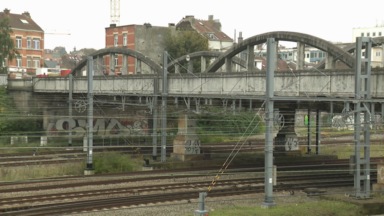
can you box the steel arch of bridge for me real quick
[315,36,384,69]
[167,51,255,71]
[205,31,356,72]
[70,47,162,75]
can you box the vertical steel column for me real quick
[152,77,158,161]
[86,57,94,171]
[307,109,311,153]
[161,51,168,162]
[353,37,372,198]
[249,99,252,112]
[262,38,276,208]
[382,103,384,126]
[68,74,73,148]
[316,110,321,155]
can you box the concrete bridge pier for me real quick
[247,45,255,72]
[274,109,300,156]
[325,53,335,69]
[122,55,128,75]
[225,57,232,72]
[171,113,202,161]
[96,56,103,75]
[297,42,305,70]
[201,56,206,72]
[109,54,115,75]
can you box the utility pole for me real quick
[85,56,94,175]
[262,38,276,208]
[68,73,73,149]
[161,51,168,162]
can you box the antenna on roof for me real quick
[110,0,120,26]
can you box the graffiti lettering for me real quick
[185,140,200,154]
[285,137,298,151]
[47,118,148,137]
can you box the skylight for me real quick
[199,22,204,26]
[20,19,29,24]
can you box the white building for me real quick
[353,24,384,67]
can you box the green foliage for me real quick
[164,30,210,73]
[196,111,264,143]
[0,85,40,134]
[93,152,135,174]
[0,17,20,73]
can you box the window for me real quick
[310,53,314,58]
[367,32,370,36]
[33,39,40,49]
[289,53,292,56]
[20,19,29,24]
[361,33,364,37]
[123,33,127,46]
[380,32,382,36]
[27,38,31,49]
[33,57,40,68]
[16,57,22,67]
[207,33,218,40]
[115,55,118,66]
[16,37,22,48]
[27,57,32,68]
[376,52,381,57]
[306,53,309,58]
[114,34,118,47]
[362,52,365,57]
[373,32,376,37]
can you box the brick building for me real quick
[0,8,44,74]
[104,23,175,75]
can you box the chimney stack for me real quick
[238,32,243,43]
[22,11,31,18]
[208,15,213,21]
[3,8,10,15]
[168,23,175,27]
[185,15,194,19]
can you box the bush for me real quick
[93,152,135,174]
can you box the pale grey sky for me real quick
[3,0,383,53]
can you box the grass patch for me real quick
[0,162,84,182]
[321,143,384,159]
[193,200,361,216]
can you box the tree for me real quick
[164,30,210,73]
[0,17,19,73]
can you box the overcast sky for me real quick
[4,0,383,53]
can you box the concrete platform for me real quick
[320,194,384,215]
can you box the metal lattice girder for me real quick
[352,37,372,199]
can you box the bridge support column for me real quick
[247,45,255,72]
[201,56,206,72]
[274,40,279,70]
[225,57,232,72]
[122,54,128,75]
[325,53,335,69]
[175,64,180,73]
[96,56,103,75]
[109,54,115,75]
[275,109,300,155]
[171,113,201,161]
[297,42,305,70]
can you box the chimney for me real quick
[238,32,243,43]
[185,15,194,19]
[208,15,213,21]
[168,23,175,27]
[213,21,221,31]
[22,11,31,18]
[3,8,10,15]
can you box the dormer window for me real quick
[207,33,218,40]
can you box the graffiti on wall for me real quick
[185,140,200,154]
[332,114,382,130]
[285,137,299,151]
[47,118,148,137]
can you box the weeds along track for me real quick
[0,172,377,216]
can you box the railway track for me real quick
[0,172,376,216]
